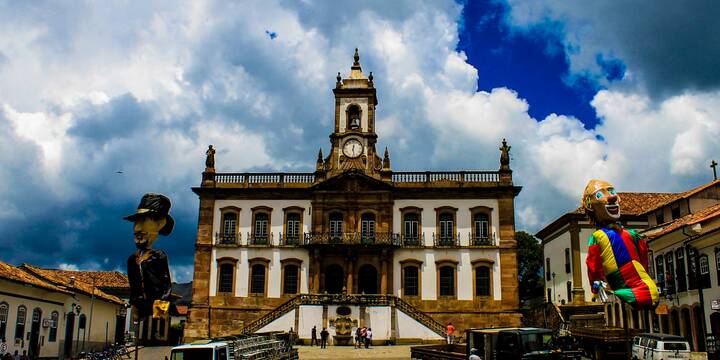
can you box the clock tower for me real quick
[320,49,388,178]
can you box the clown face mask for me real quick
[133,215,167,250]
[583,179,621,226]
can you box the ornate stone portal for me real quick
[330,306,356,346]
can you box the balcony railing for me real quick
[468,233,496,246]
[401,234,425,247]
[433,233,460,247]
[278,233,301,246]
[303,232,400,246]
[213,173,315,185]
[391,171,500,183]
[216,232,239,245]
[247,232,273,246]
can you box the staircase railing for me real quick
[238,295,302,335]
[237,294,447,339]
[392,296,447,338]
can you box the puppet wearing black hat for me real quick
[125,193,174,319]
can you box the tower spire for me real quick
[349,48,364,79]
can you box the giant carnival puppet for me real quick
[583,179,659,309]
[125,193,174,324]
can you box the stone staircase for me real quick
[238,293,447,338]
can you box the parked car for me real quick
[631,333,690,360]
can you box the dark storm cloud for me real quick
[68,94,150,143]
[505,0,720,97]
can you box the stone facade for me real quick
[184,51,522,342]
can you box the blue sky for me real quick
[0,0,718,282]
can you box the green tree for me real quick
[516,231,545,302]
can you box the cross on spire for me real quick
[712,160,718,180]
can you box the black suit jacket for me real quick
[127,249,172,318]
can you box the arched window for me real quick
[250,263,267,295]
[49,311,59,342]
[403,212,420,245]
[0,302,8,340]
[283,265,299,295]
[253,212,269,244]
[14,305,26,340]
[329,212,343,240]
[285,212,301,244]
[438,265,456,297]
[439,213,454,243]
[700,254,711,288]
[218,263,235,294]
[404,266,419,297]
[473,213,489,242]
[360,213,376,243]
[475,266,491,297]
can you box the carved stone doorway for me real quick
[357,264,378,294]
[325,264,344,294]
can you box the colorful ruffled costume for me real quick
[586,227,659,308]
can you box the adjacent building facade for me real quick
[0,262,127,359]
[185,51,523,343]
[537,179,720,352]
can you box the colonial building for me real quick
[0,262,126,359]
[184,50,522,343]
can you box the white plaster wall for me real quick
[393,248,501,301]
[211,247,309,297]
[257,309,295,333]
[543,228,573,305]
[212,199,313,246]
[366,307,391,340]
[395,309,444,340]
[338,98,369,133]
[297,305,323,339]
[393,199,500,247]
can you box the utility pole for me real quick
[87,276,96,351]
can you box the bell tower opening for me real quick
[347,104,361,130]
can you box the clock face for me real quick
[343,139,363,158]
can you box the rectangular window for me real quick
[329,220,342,238]
[440,220,454,240]
[14,306,25,340]
[286,213,301,244]
[546,258,551,281]
[404,220,418,240]
[283,265,299,295]
[655,210,664,224]
[474,220,489,239]
[48,312,58,342]
[655,255,665,288]
[439,267,455,296]
[671,204,681,220]
[475,267,490,296]
[404,266,419,296]
[251,265,266,294]
[255,220,268,236]
[565,248,571,274]
[361,219,375,240]
[218,264,234,293]
[675,249,687,292]
[665,253,675,294]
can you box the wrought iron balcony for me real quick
[302,232,400,246]
[433,233,460,247]
[401,234,425,247]
[468,233,496,246]
[278,233,301,246]
[247,232,273,246]
[216,232,239,245]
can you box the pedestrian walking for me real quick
[311,325,318,346]
[469,347,481,360]
[446,322,456,344]
[365,328,373,348]
[355,326,362,348]
[320,327,329,349]
[360,326,367,348]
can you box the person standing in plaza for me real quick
[320,328,329,349]
[311,325,318,346]
[365,328,372,348]
[355,326,362,348]
[446,322,455,344]
[360,326,367,348]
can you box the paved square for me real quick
[297,345,412,359]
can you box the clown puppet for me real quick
[583,179,659,309]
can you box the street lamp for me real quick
[552,272,557,305]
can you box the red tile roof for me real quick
[645,203,720,240]
[20,264,125,305]
[46,269,129,290]
[641,180,720,214]
[571,192,679,216]
[0,261,71,294]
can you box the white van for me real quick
[632,333,691,360]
